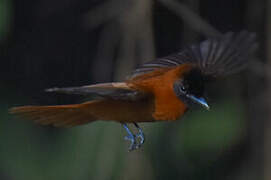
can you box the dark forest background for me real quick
[0,0,269,179]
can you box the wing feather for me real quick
[45,82,145,101]
[130,31,258,78]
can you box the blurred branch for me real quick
[239,0,266,180]
[136,10,155,64]
[114,0,155,80]
[90,22,120,82]
[264,0,271,179]
[182,0,200,44]
[84,0,155,81]
[83,0,131,28]
[158,0,222,38]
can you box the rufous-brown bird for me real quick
[9,31,258,151]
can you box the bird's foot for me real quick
[123,123,137,151]
[134,123,145,149]
[124,133,137,152]
[122,123,145,152]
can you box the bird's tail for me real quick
[9,101,99,127]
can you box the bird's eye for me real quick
[181,86,186,92]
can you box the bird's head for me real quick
[173,68,210,110]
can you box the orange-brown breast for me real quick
[128,64,194,121]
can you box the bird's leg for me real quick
[122,123,137,151]
[133,123,145,148]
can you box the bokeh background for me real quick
[0,0,268,179]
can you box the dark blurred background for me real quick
[0,0,268,179]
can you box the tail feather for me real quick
[9,102,97,127]
[53,113,90,127]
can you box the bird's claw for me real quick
[124,134,137,151]
[135,129,145,148]
[122,123,145,152]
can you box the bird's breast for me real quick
[152,84,187,121]
[128,66,190,121]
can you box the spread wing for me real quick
[130,31,258,78]
[46,82,145,101]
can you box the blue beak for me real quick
[187,95,210,110]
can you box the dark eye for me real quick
[181,86,186,92]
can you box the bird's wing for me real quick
[45,82,146,101]
[130,31,258,78]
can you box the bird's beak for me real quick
[187,95,210,110]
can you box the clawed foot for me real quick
[122,123,145,152]
[134,123,145,149]
[124,133,137,151]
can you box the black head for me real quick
[173,68,210,110]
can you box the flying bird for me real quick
[9,31,258,151]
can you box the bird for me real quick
[9,31,258,151]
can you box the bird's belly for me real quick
[152,107,187,121]
[87,99,155,123]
